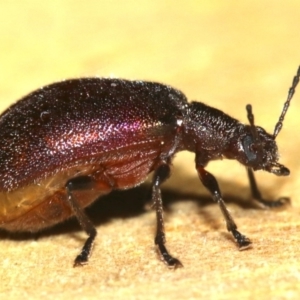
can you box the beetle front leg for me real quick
[65,176,97,266]
[196,166,251,249]
[247,168,289,207]
[152,162,183,268]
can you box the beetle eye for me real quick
[242,135,257,162]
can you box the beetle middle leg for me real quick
[196,166,251,249]
[247,168,289,207]
[65,176,97,266]
[152,161,183,268]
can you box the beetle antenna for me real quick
[273,66,300,138]
[246,104,259,142]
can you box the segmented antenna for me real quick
[246,104,259,142]
[246,104,263,159]
[273,66,300,138]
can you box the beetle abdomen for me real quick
[0,139,167,231]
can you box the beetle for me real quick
[0,67,299,268]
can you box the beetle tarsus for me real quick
[73,233,96,267]
[74,254,88,267]
[232,229,252,249]
[256,197,290,208]
[157,243,183,268]
[247,168,290,208]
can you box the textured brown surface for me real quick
[1,1,300,299]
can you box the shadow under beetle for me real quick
[0,67,299,268]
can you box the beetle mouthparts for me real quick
[268,164,290,176]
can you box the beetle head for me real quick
[235,66,300,176]
[236,122,289,176]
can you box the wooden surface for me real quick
[1,1,300,299]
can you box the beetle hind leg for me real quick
[65,176,97,266]
[152,161,183,268]
[247,168,290,208]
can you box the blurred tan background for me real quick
[1,1,300,299]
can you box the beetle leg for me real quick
[196,166,251,250]
[65,176,97,266]
[152,162,183,268]
[247,168,289,207]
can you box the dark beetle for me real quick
[0,67,299,268]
